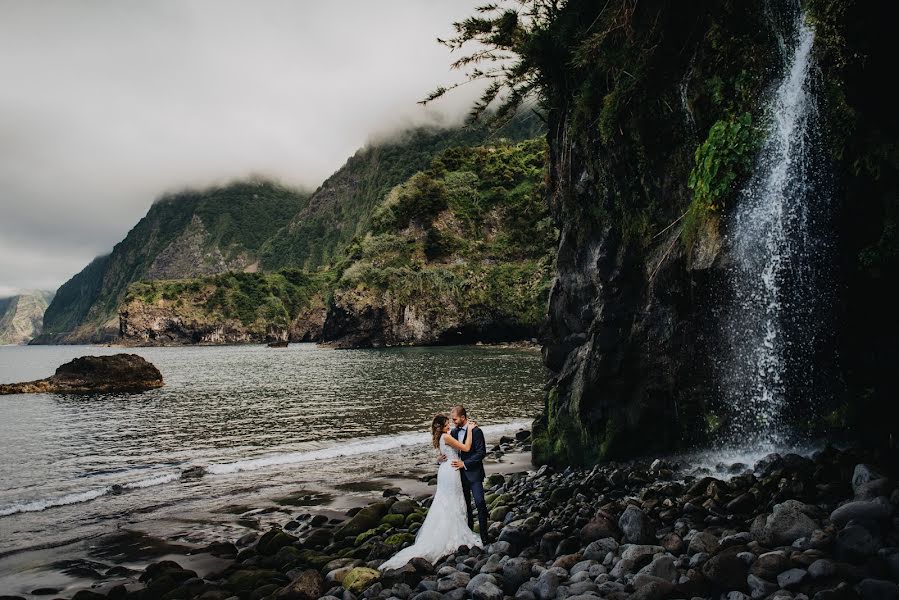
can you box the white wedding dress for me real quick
[379,436,483,570]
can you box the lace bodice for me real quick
[439,436,460,460]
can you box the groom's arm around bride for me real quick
[450,405,490,545]
[462,425,486,473]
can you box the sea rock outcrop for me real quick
[320,287,537,349]
[0,353,163,394]
[119,295,326,346]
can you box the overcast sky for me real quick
[0,0,489,297]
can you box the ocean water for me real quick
[0,343,544,586]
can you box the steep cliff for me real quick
[120,138,556,347]
[443,0,898,464]
[259,118,544,271]
[34,180,308,344]
[0,291,55,344]
[321,138,554,348]
[119,270,331,345]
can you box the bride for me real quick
[379,414,483,571]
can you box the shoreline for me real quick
[7,440,896,600]
[0,432,537,599]
[20,339,543,352]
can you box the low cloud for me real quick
[0,0,488,295]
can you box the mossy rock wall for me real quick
[531,0,899,464]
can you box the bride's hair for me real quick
[431,414,449,448]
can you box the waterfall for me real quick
[719,6,833,450]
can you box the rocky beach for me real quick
[22,435,898,600]
[2,1,897,600]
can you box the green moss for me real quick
[384,533,416,547]
[404,512,425,526]
[705,412,722,435]
[379,514,405,528]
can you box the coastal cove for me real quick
[0,344,544,596]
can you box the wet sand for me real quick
[0,448,535,598]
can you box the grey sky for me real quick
[0,0,487,297]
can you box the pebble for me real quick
[59,441,898,600]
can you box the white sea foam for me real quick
[123,473,180,489]
[0,419,533,516]
[0,487,111,517]
[207,419,533,475]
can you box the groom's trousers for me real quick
[461,477,489,544]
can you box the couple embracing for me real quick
[379,405,489,571]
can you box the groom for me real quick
[449,404,489,545]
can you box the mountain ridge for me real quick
[0,290,55,344]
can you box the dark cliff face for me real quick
[530,0,899,465]
[534,2,896,464]
[531,1,758,465]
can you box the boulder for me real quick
[471,581,503,600]
[688,531,719,555]
[808,558,838,579]
[0,353,164,394]
[702,546,750,592]
[389,499,418,516]
[498,525,529,548]
[437,571,470,593]
[275,569,324,600]
[618,505,653,544]
[777,568,807,590]
[748,574,779,598]
[533,570,560,600]
[342,567,381,594]
[257,529,298,556]
[334,503,388,541]
[583,537,618,560]
[752,551,791,580]
[660,532,684,554]
[502,557,532,594]
[852,465,884,494]
[621,544,665,563]
[855,479,893,500]
[762,501,818,546]
[551,553,582,570]
[226,568,283,593]
[636,555,677,582]
[580,510,619,542]
[857,579,899,600]
[836,525,879,563]
[830,501,892,527]
[629,578,675,600]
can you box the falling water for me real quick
[720,6,833,450]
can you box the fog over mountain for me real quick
[0,0,487,296]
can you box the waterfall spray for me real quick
[719,6,833,450]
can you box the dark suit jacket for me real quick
[451,425,486,482]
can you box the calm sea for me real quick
[0,343,544,593]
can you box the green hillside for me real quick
[35,179,309,343]
[259,116,544,271]
[119,136,556,346]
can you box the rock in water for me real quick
[0,354,163,394]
